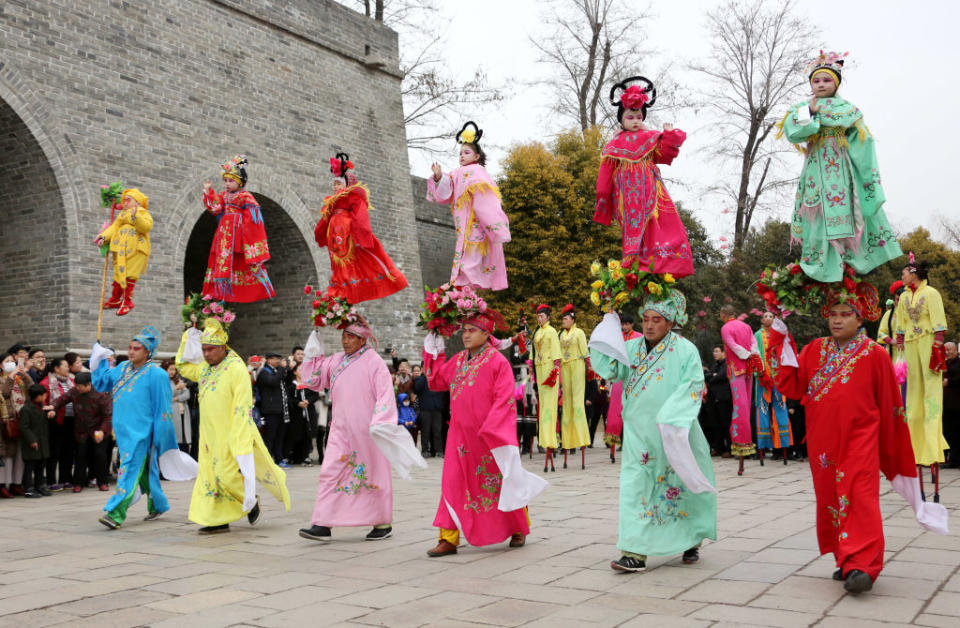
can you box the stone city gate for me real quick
[0,0,431,358]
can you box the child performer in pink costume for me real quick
[720,305,759,473]
[421,310,548,557]
[298,316,426,542]
[427,122,511,291]
[594,77,693,277]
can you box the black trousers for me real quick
[707,398,733,453]
[587,404,603,445]
[23,459,45,489]
[284,414,310,464]
[315,425,327,466]
[943,408,960,465]
[46,417,76,485]
[263,414,287,463]
[74,435,108,486]
[419,409,443,456]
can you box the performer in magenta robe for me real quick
[594,76,693,277]
[720,305,758,469]
[769,284,948,593]
[604,312,642,462]
[427,122,511,291]
[421,309,548,557]
[298,316,425,542]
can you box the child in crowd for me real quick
[20,384,51,497]
[398,393,418,445]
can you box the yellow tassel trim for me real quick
[320,183,372,221]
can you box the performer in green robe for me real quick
[779,50,902,282]
[589,290,717,572]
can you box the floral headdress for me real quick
[311,293,361,329]
[755,262,879,321]
[221,155,249,186]
[588,259,676,314]
[329,152,357,185]
[804,50,849,84]
[821,270,881,321]
[418,283,490,338]
[182,292,237,331]
[456,121,483,146]
[609,76,657,119]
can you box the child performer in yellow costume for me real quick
[533,304,561,472]
[895,255,950,487]
[96,188,151,316]
[558,305,592,469]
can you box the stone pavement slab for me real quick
[0,445,955,626]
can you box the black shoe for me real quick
[143,511,162,521]
[843,570,873,593]
[366,526,393,541]
[682,547,700,564]
[24,489,43,498]
[610,556,646,572]
[832,568,844,581]
[247,496,261,526]
[37,486,52,497]
[198,524,230,535]
[98,515,119,530]
[299,525,332,541]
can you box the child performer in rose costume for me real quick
[594,76,693,277]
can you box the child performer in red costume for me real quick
[314,154,408,303]
[201,155,275,303]
[594,76,693,277]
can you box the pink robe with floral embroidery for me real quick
[302,346,396,526]
[426,164,511,291]
[423,345,530,545]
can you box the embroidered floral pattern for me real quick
[334,451,379,495]
[451,345,494,400]
[827,494,849,528]
[639,466,689,525]
[464,454,502,513]
[807,333,870,402]
[625,333,674,396]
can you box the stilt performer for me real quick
[202,155,275,303]
[719,304,758,473]
[315,153,408,302]
[427,122,511,291]
[896,254,950,502]
[778,51,902,282]
[754,312,793,463]
[532,304,561,472]
[594,76,693,277]
[558,304,591,470]
[422,308,548,557]
[96,186,152,317]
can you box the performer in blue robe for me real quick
[91,325,195,529]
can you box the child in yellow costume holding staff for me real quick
[559,304,592,469]
[96,188,151,316]
[533,304,561,472]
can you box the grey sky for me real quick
[407,0,959,247]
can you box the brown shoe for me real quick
[509,534,526,548]
[426,540,458,557]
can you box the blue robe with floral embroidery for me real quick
[591,332,717,556]
[93,361,177,514]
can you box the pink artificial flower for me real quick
[202,307,211,314]
[210,302,224,314]
[782,310,792,319]
[478,299,487,313]
[461,299,474,310]
[703,296,712,303]
[202,295,212,301]
[223,311,236,323]
[737,313,748,321]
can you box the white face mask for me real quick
[2,362,16,374]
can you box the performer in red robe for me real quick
[315,154,408,303]
[770,283,948,593]
[201,155,275,303]
[594,76,693,277]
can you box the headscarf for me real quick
[821,282,881,321]
[121,188,148,210]
[133,325,161,357]
[200,318,229,346]
[640,290,688,326]
[462,309,508,335]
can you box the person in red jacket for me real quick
[314,153,408,303]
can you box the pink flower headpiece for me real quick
[620,85,650,110]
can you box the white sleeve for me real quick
[891,474,949,535]
[657,424,717,494]
[236,453,257,511]
[490,445,549,511]
[796,104,813,124]
[304,330,325,359]
[587,311,630,366]
[180,328,204,365]
[158,449,198,481]
[496,337,513,351]
[728,343,752,361]
[90,343,114,372]
[369,423,428,479]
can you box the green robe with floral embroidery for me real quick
[591,331,717,556]
[781,96,902,282]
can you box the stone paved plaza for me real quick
[0,446,958,628]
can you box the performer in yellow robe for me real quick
[895,257,949,466]
[558,305,592,465]
[533,304,561,470]
[176,319,290,533]
[96,188,152,316]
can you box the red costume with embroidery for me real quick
[775,332,916,580]
[201,157,274,303]
[315,184,408,303]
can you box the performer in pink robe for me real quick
[427,122,511,291]
[421,310,548,556]
[720,305,758,469]
[594,77,693,277]
[604,312,642,462]
[298,317,425,542]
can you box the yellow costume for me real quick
[98,188,152,316]
[176,320,290,527]
[559,324,591,449]
[895,280,949,465]
[533,321,561,449]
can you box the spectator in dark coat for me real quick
[48,371,112,491]
[286,362,321,466]
[704,345,732,457]
[942,341,960,468]
[414,366,446,457]
[20,384,51,497]
[256,353,290,465]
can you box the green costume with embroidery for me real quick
[590,331,717,557]
[781,97,902,282]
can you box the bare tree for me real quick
[532,0,653,131]
[691,0,817,250]
[339,0,503,156]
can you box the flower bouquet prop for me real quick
[754,261,827,317]
[588,259,677,313]
[97,181,124,257]
[417,283,488,338]
[310,292,360,329]
[182,293,237,331]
